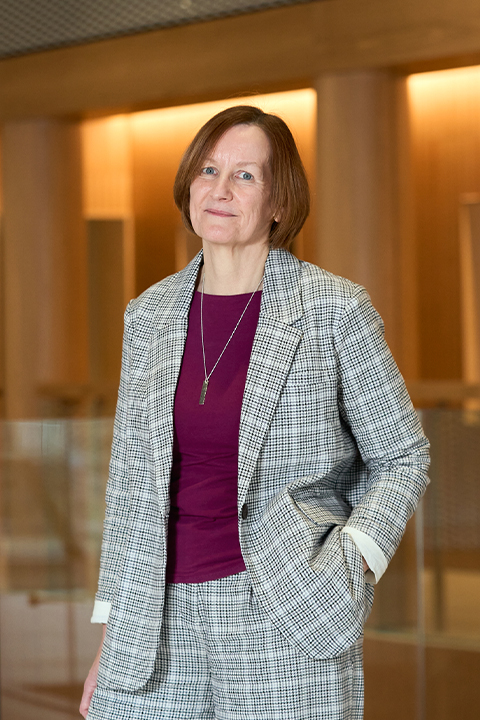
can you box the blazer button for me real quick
[241,503,248,520]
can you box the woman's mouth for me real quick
[205,208,235,217]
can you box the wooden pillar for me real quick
[315,70,420,628]
[315,70,418,375]
[1,120,89,418]
[0,137,5,417]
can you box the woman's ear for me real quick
[273,209,283,223]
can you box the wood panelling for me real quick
[409,66,480,379]
[129,109,180,293]
[1,1,480,120]
[364,635,480,720]
[0,140,4,414]
[81,116,132,219]
[459,200,480,388]
[1,120,89,418]
[313,70,421,377]
[316,71,402,359]
[87,220,125,415]
[80,116,135,306]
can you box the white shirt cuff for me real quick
[341,527,388,584]
[91,599,111,624]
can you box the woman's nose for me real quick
[211,175,232,200]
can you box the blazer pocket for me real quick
[290,491,351,529]
[339,531,366,604]
[283,370,333,391]
[307,526,367,612]
[280,370,338,424]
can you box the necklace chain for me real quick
[199,271,263,405]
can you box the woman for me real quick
[81,105,429,719]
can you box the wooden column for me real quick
[315,70,420,630]
[1,120,89,418]
[315,70,417,374]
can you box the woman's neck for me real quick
[200,243,269,295]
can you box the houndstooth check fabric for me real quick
[95,248,430,692]
[89,572,364,719]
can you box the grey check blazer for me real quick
[95,248,430,691]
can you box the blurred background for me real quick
[0,1,479,718]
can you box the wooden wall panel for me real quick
[316,71,401,357]
[81,116,132,219]
[459,200,480,389]
[129,108,183,293]
[81,115,135,305]
[1,120,89,418]
[87,219,125,415]
[0,139,4,414]
[409,66,480,379]
[364,636,480,720]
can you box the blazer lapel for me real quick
[238,249,304,506]
[146,252,203,508]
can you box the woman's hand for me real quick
[80,625,107,718]
[362,557,370,573]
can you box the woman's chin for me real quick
[202,234,240,248]
[201,234,269,251]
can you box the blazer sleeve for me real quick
[334,287,430,564]
[92,301,135,621]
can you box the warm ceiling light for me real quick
[408,65,480,114]
[129,89,317,139]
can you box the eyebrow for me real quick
[203,158,262,168]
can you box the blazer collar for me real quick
[149,250,204,329]
[260,248,303,327]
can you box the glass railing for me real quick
[364,409,480,720]
[0,410,479,719]
[0,419,113,720]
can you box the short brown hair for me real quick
[173,105,310,249]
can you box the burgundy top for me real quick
[165,289,262,583]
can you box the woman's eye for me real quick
[238,171,253,181]
[201,167,216,176]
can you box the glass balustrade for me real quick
[0,410,478,719]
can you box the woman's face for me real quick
[189,124,275,250]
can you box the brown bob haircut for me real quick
[173,105,310,249]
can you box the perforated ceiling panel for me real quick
[0,0,318,59]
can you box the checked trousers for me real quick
[88,571,363,720]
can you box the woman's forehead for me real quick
[206,124,271,163]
